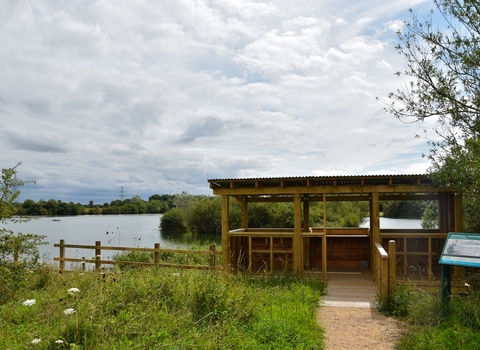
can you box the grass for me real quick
[380,273,480,350]
[0,265,326,349]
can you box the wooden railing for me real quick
[374,240,396,306]
[54,240,222,271]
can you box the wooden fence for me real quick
[374,240,396,306]
[54,239,222,271]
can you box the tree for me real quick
[385,0,480,230]
[1,163,46,304]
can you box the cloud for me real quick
[2,127,70,153]
[177,115,228,143]
[0,0,436,203]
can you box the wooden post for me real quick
[221,195,230,273]
[453,193,465,288]
[59,239,65,271]
[210,245,216,270]
[322,193,327,281]
[154,243,161,265]
[381,255,388,306]
[269,236,273,274]
[371,192,380,278]
[95,241,101,271]
[82,257,86,271]
[388,240,396,295]
[303,198,310,270]
[293,193,303,275]
[428,238,433,282]
[248,236,252,273]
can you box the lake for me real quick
[1,215,421,264]
[1,214,221,263]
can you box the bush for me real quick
[160,208,187,231]
[186,197,221,234]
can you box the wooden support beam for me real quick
[370,192,380,273]
[388,240,396,294]
[322,193,327,281]
[293,193,303,275]
[248,236,252,273]
[270,236,273,274]
[221,195,230,273]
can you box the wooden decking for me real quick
[321,269,377,308]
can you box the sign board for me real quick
[439,232,480,268]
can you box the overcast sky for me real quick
[1,0,436,204]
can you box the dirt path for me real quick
[318,305,405,350]
[317,270,405,349]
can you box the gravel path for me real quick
[318,305,405,349]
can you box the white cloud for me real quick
[0,0,436,203]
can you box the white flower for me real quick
[67,288,80,294]
[55,340,64,344]
[63,308,76,315]
[31,338,41,344]
[22,299,36,306]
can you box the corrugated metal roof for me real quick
[208,174,433,190]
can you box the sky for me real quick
[0,0,437,204]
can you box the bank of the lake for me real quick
[1,214,221,263]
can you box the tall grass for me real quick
[0,266,325,349]
[383,279,480,350]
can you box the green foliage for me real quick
[421,201,439,229]
[160,208,187,231]
[320,202,368,227]
[389,282,480,350]
[0,163,46,305]
[0,267,325,349]
[379,283,413,318]
[382,200,426,219]
[385,0,480,231]
[186,196,222,234]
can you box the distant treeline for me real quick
[12,193,438,234]
[13,194,176,216]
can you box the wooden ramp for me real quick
[322,269,377,308]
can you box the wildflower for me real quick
[67,287,80,294]
[64,308,76,315]
[31,338,41,344]
[55,340,64,344]
[22,299,36,306]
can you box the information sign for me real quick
[439,232,480,268]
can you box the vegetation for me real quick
[0,266,325,349]
[1,163,47,305]
[379,277,480,350]
[385,0,480,232]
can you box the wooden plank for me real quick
[248,236,252,273]
[222,195,230,272]
[211,184,439,196]
[270,236,273,274]
[322,193,327,281]
[293,193,303,274]
[388,240,396,294]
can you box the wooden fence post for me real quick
[210,245,216,270]
[95,241,101,271]
[388,240,396,295]
[154,243,161,265]
[381,256,388,306]
[59,239,65,271]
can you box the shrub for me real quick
[160,208,187,231]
